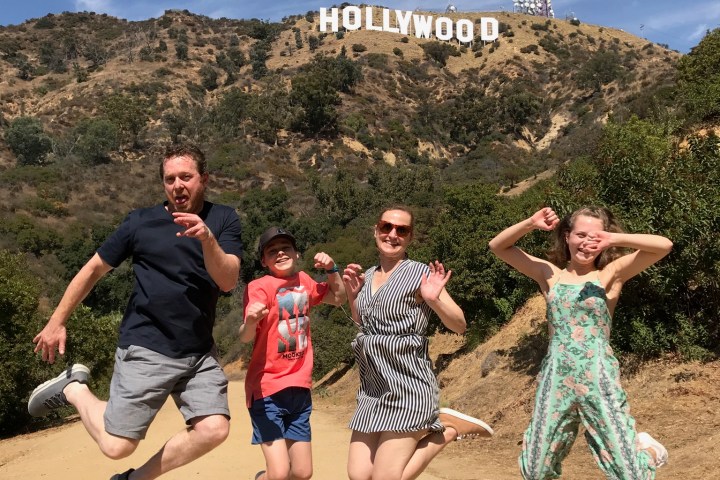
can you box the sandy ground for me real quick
[0,381,458,480]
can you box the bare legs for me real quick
[256,439,313,480]
[63,382,229,480]
[347,428,458,480]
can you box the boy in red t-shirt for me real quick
[239,226,346,480]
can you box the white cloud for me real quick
[74,0,116,14]
[688,23,710,43]
[645,2,720,30]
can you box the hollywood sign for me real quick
[318,6,499,43]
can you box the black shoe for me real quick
[110,468,135,480]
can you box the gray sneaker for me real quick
[28,364,90,417]
[110,468,134,480]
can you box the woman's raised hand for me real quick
[420,260,451,302]
[342,264,365,301]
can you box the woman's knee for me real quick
[347,463,372,480]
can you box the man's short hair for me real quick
[160,143,207,179]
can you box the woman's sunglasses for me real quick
[376,221,412,238]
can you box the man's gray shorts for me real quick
[104,345,230,440]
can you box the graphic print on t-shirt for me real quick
[276,286,309,358]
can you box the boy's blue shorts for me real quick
[248,386,312,444]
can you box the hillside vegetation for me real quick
[0,8,718,437]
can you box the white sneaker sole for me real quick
[439,407,494,437]
[28,364,90,407]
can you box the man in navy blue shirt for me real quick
[29,144,242,480]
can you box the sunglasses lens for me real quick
[378,222,411,237]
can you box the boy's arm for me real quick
[314,252,347,306]
[238,302,268,343]
[239,281,269,343]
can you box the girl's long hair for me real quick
[547,206,626,269]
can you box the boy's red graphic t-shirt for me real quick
[243,272,328,406]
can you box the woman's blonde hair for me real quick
[547,206,626,269]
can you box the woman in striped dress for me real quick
[342,206,493,480]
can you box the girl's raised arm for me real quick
[489,208,560,292]
[587,231,672,284]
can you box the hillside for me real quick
[0,9,679,175]
[318,295,720,479]
[0,8,682,260]
[1,7,718,443]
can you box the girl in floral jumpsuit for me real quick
[489,206,672,480]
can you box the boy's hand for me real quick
[244,302,269,324]
[314,252,336,271]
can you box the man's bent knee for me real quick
[99,436,139,460]
[191,414,230,447]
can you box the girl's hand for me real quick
[420,261,451,303]
[342,264,365,301]
[583,230,613,253]
[530,207,559,231]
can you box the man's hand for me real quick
[172,212,213,242]
[33,322,67,364]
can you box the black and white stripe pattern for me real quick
[349,260,443,433]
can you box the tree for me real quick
[101,94,149,148]
[0,250,42,435]
[290,70,340,136]
[5,116,53,166]
[210,88,251,138]
[575,49,624,92]
[73,117,120,164]
[0,250,118,436]
[175,42,188,60]
[200,64,219,91]
[247,80,290,145]
[420,42,460,67]
[677,28,720,122]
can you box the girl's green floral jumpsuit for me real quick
[519,276,656,480]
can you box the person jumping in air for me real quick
[343,206,493,480]
[239,227,346,480]
[489,206,672,480]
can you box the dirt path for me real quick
[0,381,454,480]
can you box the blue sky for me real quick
[1,0,718,53]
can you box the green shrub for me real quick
[4,116,53,166]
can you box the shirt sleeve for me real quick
[216,207,243,260]
[304,273,329,307]
[96,211,136,268]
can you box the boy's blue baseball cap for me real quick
[258,227,297,256]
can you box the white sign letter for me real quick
[480,17,499,41]
[383,8,399,33]
[456,19,473,43]
[435,17,453,41]
[395,10,412,35]
[413,14,433,39]
[319,8,339,33]
[343,6,362,31]
[365,6,382,31]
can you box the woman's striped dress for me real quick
[349,259,443,433]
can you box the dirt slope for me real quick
[320,295,720,479]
